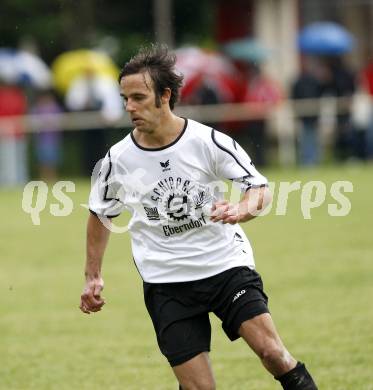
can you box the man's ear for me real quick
[161,88,171,105]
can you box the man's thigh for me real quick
[160,313,212,367]
[211,267,270,341]
[143,282,212,367]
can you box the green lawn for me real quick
[1,164,372,389]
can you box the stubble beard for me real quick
[136,123,154,134]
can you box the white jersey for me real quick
[89,118,268,283]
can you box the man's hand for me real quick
[79,277,105,314]
[210,187,272,225]
[210,200,242,225]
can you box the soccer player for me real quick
[80,45,318,390]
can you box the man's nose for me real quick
[125,100,135,112]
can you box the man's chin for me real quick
[136,125,152,134]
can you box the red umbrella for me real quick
[174,47,239,104]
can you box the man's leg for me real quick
[143,281,214,390]
[239,313,317,389]
[172,352,215,390]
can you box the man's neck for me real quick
[134,114,185,149]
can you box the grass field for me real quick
[1,164,373,390]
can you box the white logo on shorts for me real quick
[232,289,246,303]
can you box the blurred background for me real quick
[1,0,373,185]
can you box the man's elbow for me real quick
[261,186,272,210]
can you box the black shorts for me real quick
[143,266,269,367]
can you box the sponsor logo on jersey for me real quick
[234,232,244,242]
[159,160,171,172]
[144,206,160,221]
[162,214,207,237]
[151,177,191,202]
[163,190,191,221]
[192,190,211,209]
[232,289,246,303]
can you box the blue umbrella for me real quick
[0,48,52,88]
[298,22,355,55]
[222,38,270,63]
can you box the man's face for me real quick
[120,72,162,133]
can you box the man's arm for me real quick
[79,213,111,314]
[210,185,272,225]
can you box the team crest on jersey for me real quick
[160,188,192,221]
[149,176,213,230]
[159,159,171,172]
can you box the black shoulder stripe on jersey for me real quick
[244,183,268,192]
[103,149,121,203]
[211,128,253,177]
[103,149,112,183]
[232,139,237,150]
[89,209,121,218]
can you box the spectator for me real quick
[292,57,323,166]
[31,90,63,181]
[319,57,356,161]
[0,79,28,187]
[65,70,123,176]
[234,62,283,166]
[180,78,223,129]
[66,71,105,176]
[359,59,373,159]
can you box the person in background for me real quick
[65,69,123,176]
[65,70,106,176]
[320,57,356,161]
[359,59,373,160]
[233,61,283,166]
[0,79,28,187]
[291,57,323,166]
[31,90,63,181]
[180,79,222,130]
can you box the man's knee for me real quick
[258,343,288,366]
[174,352,215,390]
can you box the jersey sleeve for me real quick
[88,150,126,217]
[211,129,268,191]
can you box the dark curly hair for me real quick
[118,44,184,110]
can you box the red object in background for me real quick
[216,0,253,43]
[175,47,241,104]
[0,85,27,138]
[244,76,283,105]
[241,72,283,119]
[361,61,373,96]
[232,62,283,108]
